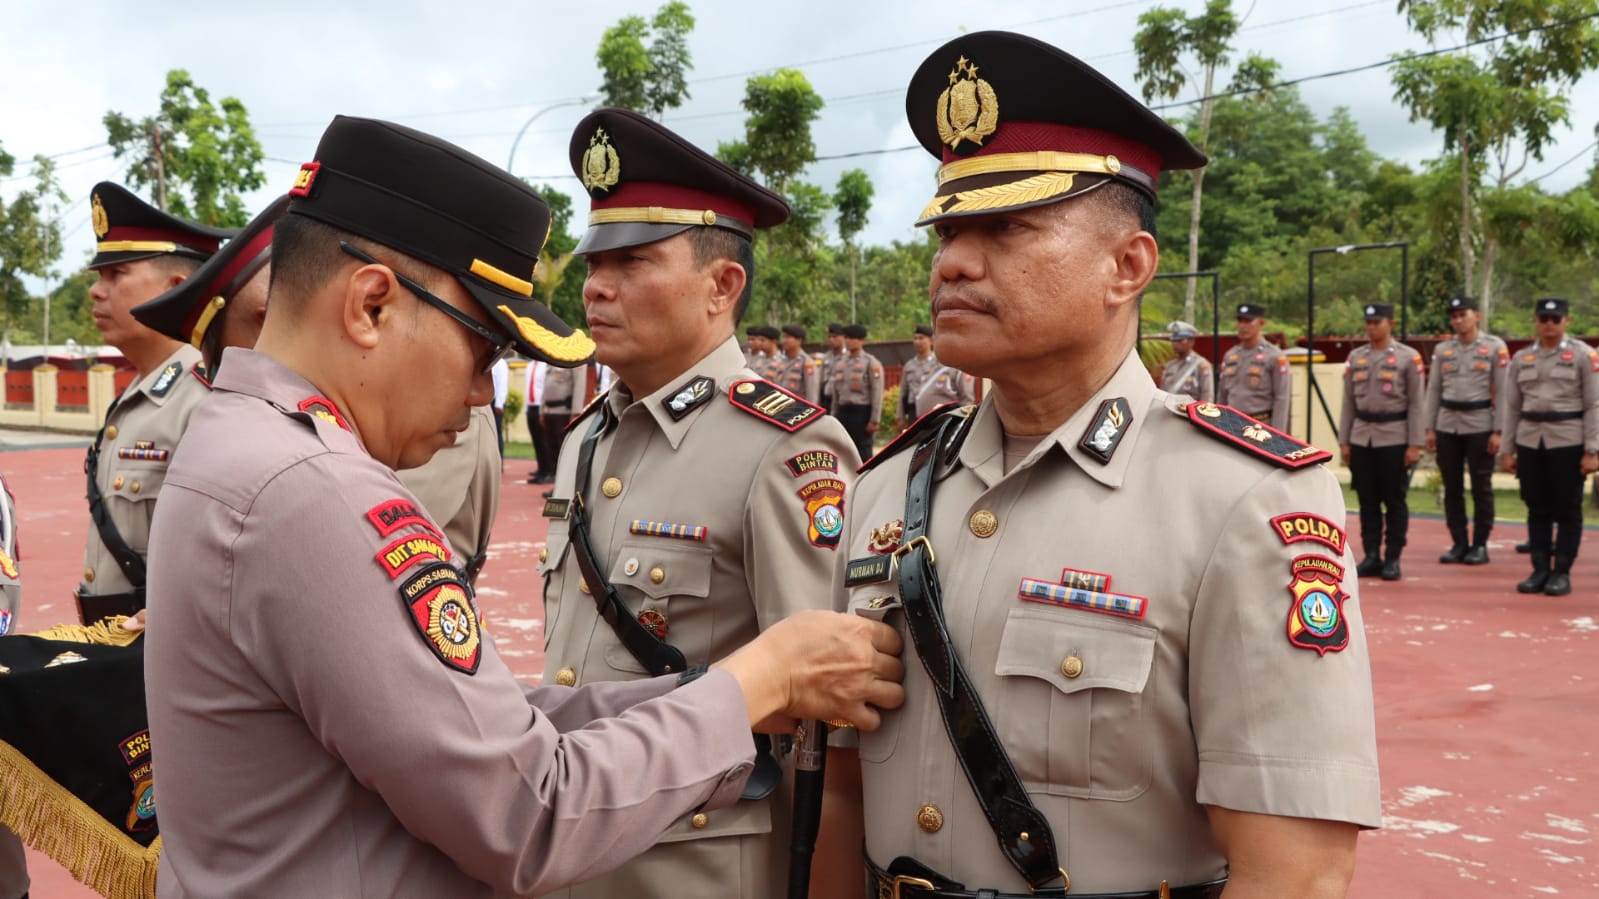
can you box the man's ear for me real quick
[1106,229,1158,313]
[705,258,747,318]
[342,264,402,351]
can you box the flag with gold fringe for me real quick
[0,617,159,899]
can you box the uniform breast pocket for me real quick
[106,463,168,550]
[1552,364,1578,381]
[993,606,1157,800]
[603,539,714,674]
[539,524,572,636]
[1517,365,1540,386]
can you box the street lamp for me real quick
[506,95,601,175]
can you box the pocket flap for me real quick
[995,606,1156,695]
[608,538,713,601]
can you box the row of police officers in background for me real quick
[1159,297,1599,597]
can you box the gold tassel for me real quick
[0,739,159,898]
[28,617,142,647]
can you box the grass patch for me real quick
[1339,484,1599,525]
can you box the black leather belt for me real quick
[869,856,1226,899]
[1245,410,1271,421]
[1441,398,1491,411]
[1354,409,1408,423]
[1522,410,1584,422]
[75,589,145,623]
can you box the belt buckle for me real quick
[890,874,935,899]
[892,535,936,567]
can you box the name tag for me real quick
[542,499,572,520]
[845,555,893,587]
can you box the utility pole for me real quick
[151,123,167,212]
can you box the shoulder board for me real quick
[149,361,184,397]
[1177,400,1330,470]
[192,362,213,388]
[727,379,823,432]
[564,391,609,434]
[859,402,969,474]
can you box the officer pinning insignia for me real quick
[1183,403,1332,469]
[398,562,481,674]
[797,478,846,549]
[1078,397,1133,464]
[298,396,351,431]
[365,498,443,540]
[727,379,823,431]
[150,361,183,398]
[663,376,716,420]
[637,608,669,639]
[1286,555,1351,655]
[375,533,451,579]
[867,519,905,555]
[1018,577,1148,620]
[845,554,894,587]
[116,446,170,461]
[1270,513,1347,556]
[628,520,708,542]
[785,450,840,478]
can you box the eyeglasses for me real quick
[1536,314,1565,324]
[340,242,515,373]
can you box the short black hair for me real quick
[146,254,202,279]
[270,213,445,321]
[1088,180,1158,239]
[687,226,755,322]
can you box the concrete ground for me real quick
[1,442,1594,898]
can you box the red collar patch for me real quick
[297,396,351,431]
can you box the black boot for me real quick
[1381,558,1403,581]
[1516,541,1532,554]
[1517,567,1550,594]
[1545,557,1575,596]
[1356,554,1383,578]
[1463,545,1489,565]
[1439,544,1468,564]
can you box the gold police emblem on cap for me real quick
[936,55,999,155]
[582,126,622,196]
[92,193,110,239]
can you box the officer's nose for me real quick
[931,234,983,289]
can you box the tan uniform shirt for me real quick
[0,473,17,634]
[79,344,209,600]
[769,350,821,404]
[913,365,976,419]
[900,354,941,417]
[1501,338,1599,453]
[398,402,501,576]
[744,349,772,380]
[1339,342,1426,448]
[1160,352,1214,403]
[1424,334,1509,435]
[145,349,757,898]
[543,364,577,412]
[1217,342,1290,424]
[539,337,858,899]
[834,350,885,412]
[840,353,1381,894]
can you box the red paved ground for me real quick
[3,445,1595,898]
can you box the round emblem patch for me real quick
[638,608,668,639]
[126,778,156,830]
[813,503,843,539]
[1298,590,1340,637]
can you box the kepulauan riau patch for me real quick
[1286,555,1350,656]
[797,477,846,549]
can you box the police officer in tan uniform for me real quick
[899,324,940,426]
[77,182,233,624]
[1501,297,1599,596]
[1217,303,1291,425]
[831,32,1379,898]
[834,323,885,461]
[1423,295,1509,565]
[0,471,22,899]
[143,114,902,899]
[820,321,847,412]
[1339,303,1425,581]
[772,323,822,403]
[539,108,864,899]
[913,361,977,419]
[1161,320,1213,402]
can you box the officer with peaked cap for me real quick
[1217,302,1291,425]
[76,182,235,624]
[1339,302,1425,580]
[142,114,903,898]
[834,323,884,460]
[536,107,865,899]
[772,323,821,403]
[820,321,847,411]
[831,31,1379,898]
[1500,297,1599,596]
[1161,320,1213,402]
[1423,295,1509,565]
[899,324,941,426]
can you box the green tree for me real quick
[0,144,68,322]
[594,2,696,119]
[1134,1,1275,320]
[528,184,585,328]
[832,168,873,320]
[103,69,266,227]
[1390,0,1599,321]
[726,69,824,192]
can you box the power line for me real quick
[1524,138,1599,185]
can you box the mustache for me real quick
[932,286,998,316]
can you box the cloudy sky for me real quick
[3,0,1596,273]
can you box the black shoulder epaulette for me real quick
[727,379,823,432]
[858,402,969,474]
[564,391,610,434]
[1178,400,1330,470]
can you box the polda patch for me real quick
[1286,555,1350,655]
[797,477,846,549]
[1270,513,1346,556]
[399,562,481,674]
[375,534,450,579]
[366,498,440,540]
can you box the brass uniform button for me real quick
[130,481,142,494]
[969,509,998,538]
[105,425,118,440]
[1061,656,1083,679]
[601,477,623,498]
[113,476,124,490]
[554,668,577,687]
[538,547,549,563]
[691,813,709,829]
[649,567,666,585]
[917,804,944,833]
[84,567,95,583]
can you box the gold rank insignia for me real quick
[936,55,1000,154]
[582,126,622,196]
[92,193,110,239]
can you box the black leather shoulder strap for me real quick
[83,393,147,589]
[859,403,969,474]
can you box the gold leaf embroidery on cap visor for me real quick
[496,305,596,364]
[918,171,1076,222]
